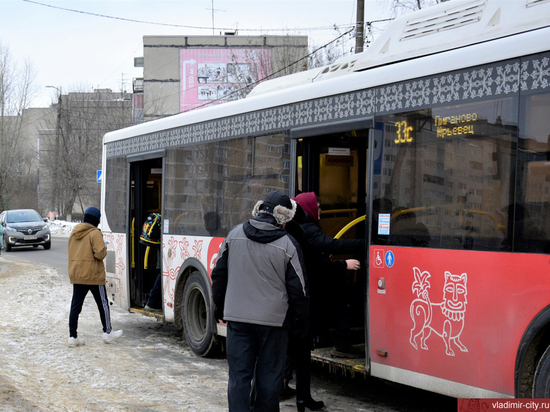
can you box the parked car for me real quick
[0,209,51,251]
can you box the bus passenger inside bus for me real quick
[140,213,162,311]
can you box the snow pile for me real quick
[48,220,78,237]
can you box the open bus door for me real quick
[128,157,163,312]
[292,122,371,375]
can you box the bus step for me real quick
[311,346,366,378]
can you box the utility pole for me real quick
[355,0,365,54]
[46,86,62,216]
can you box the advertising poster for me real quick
[180,48,272,112]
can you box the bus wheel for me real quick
[182,271,216,357]
[534,345,550,397]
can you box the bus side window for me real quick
[390,207,430,247]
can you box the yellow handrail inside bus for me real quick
[334,215,366,239]
[320,208,357,217]
[131,217,135,269]
[144,245,151,269]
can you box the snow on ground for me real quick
[47,220,78,238]
[0,259,230,412]
[0,257,385,412]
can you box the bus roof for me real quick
[248,0,550,96]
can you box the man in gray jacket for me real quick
[212,191,309,412]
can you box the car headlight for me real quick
[42,225,48,231]
[5,225,15,232]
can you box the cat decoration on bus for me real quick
[409,267,468,356]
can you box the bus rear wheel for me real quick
[182,271,217,357]
[533,345,550,397]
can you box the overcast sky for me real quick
[1,0,388,108]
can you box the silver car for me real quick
[0,209,51,251]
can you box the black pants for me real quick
[227,321,288,412]
[69,284,112,338]
[147,273,162,309]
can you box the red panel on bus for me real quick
[207,237,224,278]
[369,246,550,396]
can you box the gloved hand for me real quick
[214,305,224,323]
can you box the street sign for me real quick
[97,170,102,183]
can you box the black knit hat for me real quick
[84,206,101,227]
[252,191,296,225]
[84,206,101,219]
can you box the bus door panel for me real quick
[296,130,368,342]
[102,156,131,311]
[105,234,130,311]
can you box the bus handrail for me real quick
[320,208,357,217]
[334,215,366,239]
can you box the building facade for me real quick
[135,35,309,120]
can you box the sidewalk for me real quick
[0,259,229,412]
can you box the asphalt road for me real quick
[1,235,70,279]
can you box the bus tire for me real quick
[182,271,217,357]
[533,345,550,397]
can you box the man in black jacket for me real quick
[212,191,309,412]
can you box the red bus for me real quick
[101,0,550,398]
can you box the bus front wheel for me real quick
[182,271,217,357]
[533,345,550,397]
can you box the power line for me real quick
[21,0,355,33]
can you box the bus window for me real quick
[296,131,367,240]
[104,156,128,233]
[164,133,291,237]
[516,74,550,253]
[375,96,518,251]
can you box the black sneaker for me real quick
[331,343,364,358]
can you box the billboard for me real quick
[180,48,272,112]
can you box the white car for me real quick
[0,209,51,251]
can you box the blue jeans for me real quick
[227,321,288,412]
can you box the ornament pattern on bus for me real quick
[409,267,468,356]
[106,53,550,159]
[103,232,127,301]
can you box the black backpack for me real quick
[140,213,161,246]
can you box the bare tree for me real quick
[41,88,132,219]
[308,26,356,69]
[0,42,38,210]
[380,0,449,17]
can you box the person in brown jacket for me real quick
[68,206,122,347]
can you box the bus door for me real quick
[293,125,369,352]
[129,157,163,309]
